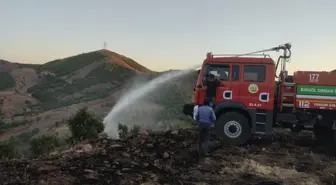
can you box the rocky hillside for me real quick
[0,50,197,140]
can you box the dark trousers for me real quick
[198,123,211,155]
[206,96,214,107]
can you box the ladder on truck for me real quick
[254,80,296,134]
[279,80,296,112]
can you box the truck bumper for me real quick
[183,103,195,118]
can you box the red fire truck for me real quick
[183,43,336,146]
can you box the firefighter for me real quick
[203,72,224,107]
[195,97,216,156]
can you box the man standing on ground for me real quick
[203,73,224,107]
[195,98,216,156]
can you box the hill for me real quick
[0,50,196,141]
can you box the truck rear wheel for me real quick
[215,112,251,146]
[313,124,332,145]
[314,122,336,154]
[313,117,335,145]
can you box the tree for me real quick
[67,107,104,142]
[0,141,17,159]
[30,135,59,156]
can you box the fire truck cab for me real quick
[183,44,292,145]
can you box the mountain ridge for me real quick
[0,49,152,74]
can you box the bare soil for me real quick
[0,128,335,185]
[11,67,39,93]
[0,92,38,118]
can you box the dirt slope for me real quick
[0,128,335,185]
[11,67,39,93]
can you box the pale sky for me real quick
[1,0,336,72]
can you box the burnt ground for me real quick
[0,128,335,185]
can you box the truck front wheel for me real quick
[215,112,251,146]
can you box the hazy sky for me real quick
[1,0,336,72]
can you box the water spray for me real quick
[103,64,200,139]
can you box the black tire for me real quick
[215,111,251,146]
[313,124,333,145]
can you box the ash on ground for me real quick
[0,128,335,185]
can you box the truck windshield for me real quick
[203,64,229,80]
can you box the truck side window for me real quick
[243,65,266,82]
[204,64,230,81]
[232,65,240,81]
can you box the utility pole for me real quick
[103,42,107,50]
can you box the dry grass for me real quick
[240,159,322,185]
[202,145,332,185]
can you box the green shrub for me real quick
[0,72,15,90]
[8,130,42,156]
[118,123,128,140]
[0,141,17,159]
[130,125,140,135]
[118,124,141,139]
[67,107,104,142]
[24,100,32,106]
[31,128,40,135]
[16,131,34,142]
[30,135,59,156]
[8,131,36,157]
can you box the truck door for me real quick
[237,64,274,110]
[228,64,241,103]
